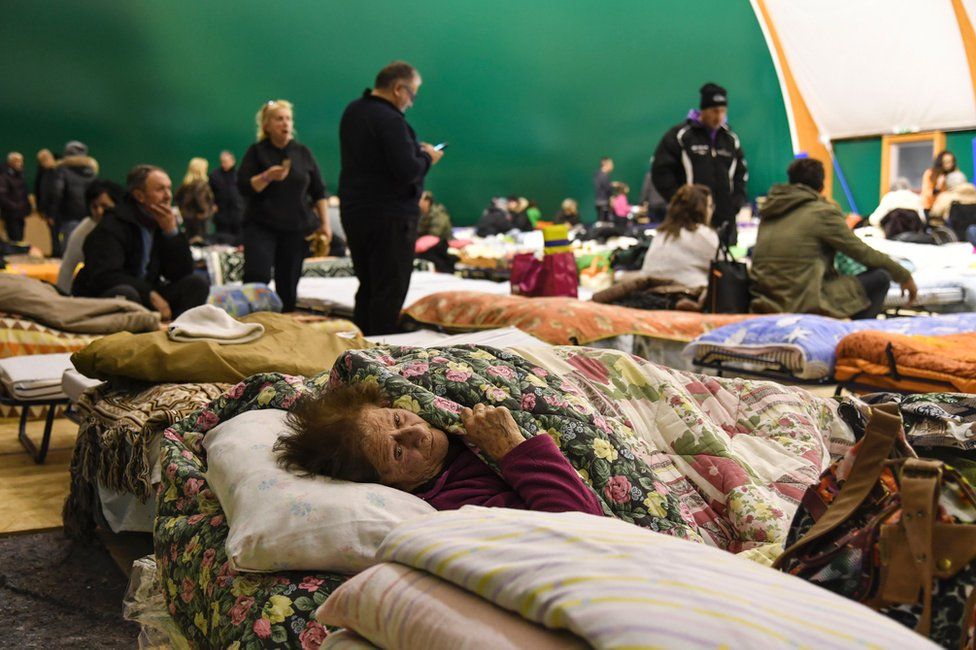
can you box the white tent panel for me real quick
[964,0,976,24]
[762,0,976,139]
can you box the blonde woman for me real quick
[175,157,216,243]
[238,99,331,312]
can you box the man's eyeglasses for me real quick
[400,85,417,103]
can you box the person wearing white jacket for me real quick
[641,184,719,289]
[867,178,926,228]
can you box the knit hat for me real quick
[63,140,88,157]
[699,83,728,109]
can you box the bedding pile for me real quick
[835,331,976,393]
[0,273,160,334]
[63,380,229,539]
[295,273,511,316]
[404,291,753,345]
[0,313,97,417]
[156,343,848,645]
[0,311,97,358]
[686,312,976,380]
[318,507,935,649]
[0,352,73,400]
[71,311,369,383]
[155,342,976,646]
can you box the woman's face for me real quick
[265,107,293,144]
[359,407,449,491]
[942,154,956,172]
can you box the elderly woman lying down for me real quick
[156,343,861,647]
[269,343,842,549]
[275,383,604,516]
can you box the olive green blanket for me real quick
[71,312,371,383]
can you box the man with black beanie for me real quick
[338,60,443,335]
[651,82,748,245]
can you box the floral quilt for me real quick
[157,372,344,649]
[157,344,844,646]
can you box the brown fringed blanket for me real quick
[62,380,229,539]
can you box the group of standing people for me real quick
[166,60,442,328]
[170,151,246,246]
[4,61,442,334]
[0,141,98,253]
[9,72,947,333]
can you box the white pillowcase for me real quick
[203,409,434,573]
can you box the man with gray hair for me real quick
[0,152,30,241]
[338,60,444,335]
[72,164,208,319]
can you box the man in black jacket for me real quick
[338,60,443,335]
[0,152,30,241]
[651,83,748,245]
[209,150,244,244]
[72,165,209,320]
[50,140,99,254]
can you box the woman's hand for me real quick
[264,164,290,182]
[459,404,524,460]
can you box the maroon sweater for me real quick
[412,434,605,517]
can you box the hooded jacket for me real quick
[749,183,910,318]
[651,111,747,243]
[52,154,99,223]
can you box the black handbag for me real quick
[705,240,751,313]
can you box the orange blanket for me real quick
[403,291,753,345]
[2,262,61,285]
[835,331,976,393]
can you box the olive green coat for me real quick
[418,203,453,240]
[749,183,910,318]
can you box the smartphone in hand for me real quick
[433,143,448,151]
[281,158,292,170]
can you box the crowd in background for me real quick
[1,75,974,331]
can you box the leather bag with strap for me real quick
[773,404,976,648]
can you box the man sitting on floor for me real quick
[750,158,917,320]
[72,164,209,320]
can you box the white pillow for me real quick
[203,409,434,573]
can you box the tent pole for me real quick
[830,147,859,215]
